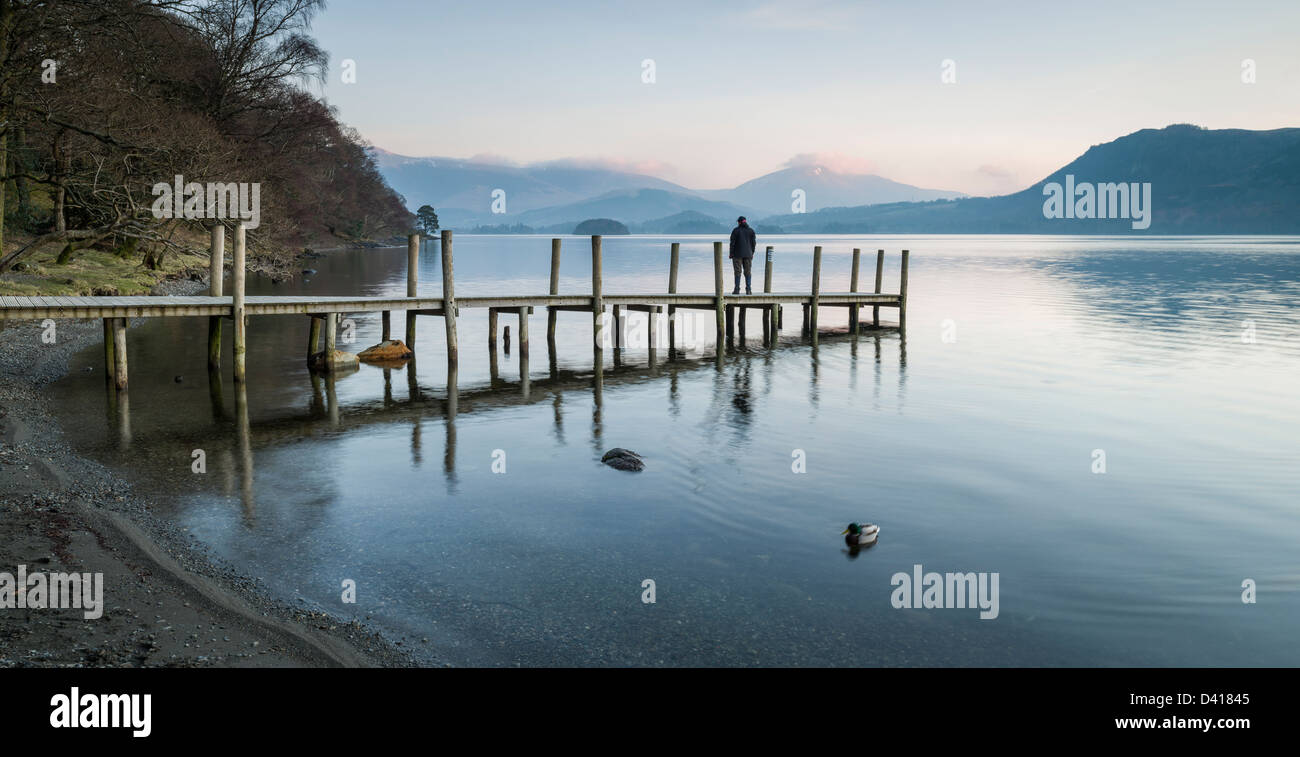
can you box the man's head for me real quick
[737,216,747,225]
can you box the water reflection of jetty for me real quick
[132,326,906,516]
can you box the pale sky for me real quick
[310,0,1300,196]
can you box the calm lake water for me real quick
[49,235,1300,666]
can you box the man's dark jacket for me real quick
[729,223,756,259]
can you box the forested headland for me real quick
[0,0,413,293]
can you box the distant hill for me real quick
[763,125,1300,234]
[573,218,629,235]
[514,188,756,229]
[371,150,691,227]
[698,165,966,215]
[633,211,730,234]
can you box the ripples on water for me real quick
[50,235,1300,666]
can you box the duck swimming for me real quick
[841,522,880,547]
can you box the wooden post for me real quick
[810,245,822,345]
[668,242,679,354]
[325,312,337,354]
[381,311,390,341]
[232,223,246,383]
[208,224,224,371]
[612,305,622,349]
[441,230,458,364]
[102,319,115,383]
[591,235,603,348]
[713,241,724,347]
[112,318,128,390]
[406,233,419,348]
[899,249,910,333]
[518,306,529,358]
[764,246,776,341]
[873,249,884,327]
[850,247,861,335]
[725,304,735,342]
[209,225,225,293]
[547,238,561,350]
[488,309,498,351]
[763,245,774,292]
[307,316,321,365]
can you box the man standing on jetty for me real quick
[729,216,757,295]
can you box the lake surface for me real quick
[49,235,1300,666]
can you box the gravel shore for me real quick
[0,273,415,668]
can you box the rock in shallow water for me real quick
[357,340,414,362]
[601,448,645,471]
[308,349,360,373]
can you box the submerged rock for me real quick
[308,349,360,373]
[601,448,645,472]
[357,339,414,363]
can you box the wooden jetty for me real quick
[0,228,908,391]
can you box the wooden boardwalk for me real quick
[0,230,909,392]
[0,290,899,320]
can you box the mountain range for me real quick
[763,125,1300,234]
[371,150,965,232]
[375,124,1300,235]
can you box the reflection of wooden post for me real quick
[713,241,724,347]
[850,247,861,335]
[445,363,458,485]
[612,305,621,349]
[115,386,131,448]
[208,224,224,371]
[547,238,560,351]
[518,305,530,396]
[406,233,419,348]
[873,249,884,327]
[668,242,679,354]
[235,381,254,517]
[441,230,457,364]
[810,245,822,345]
[112,318,128,390]
[899,249,910,333]
[208,362,225,421]
[232,223,246,383]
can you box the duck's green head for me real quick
[841,522,862,536]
